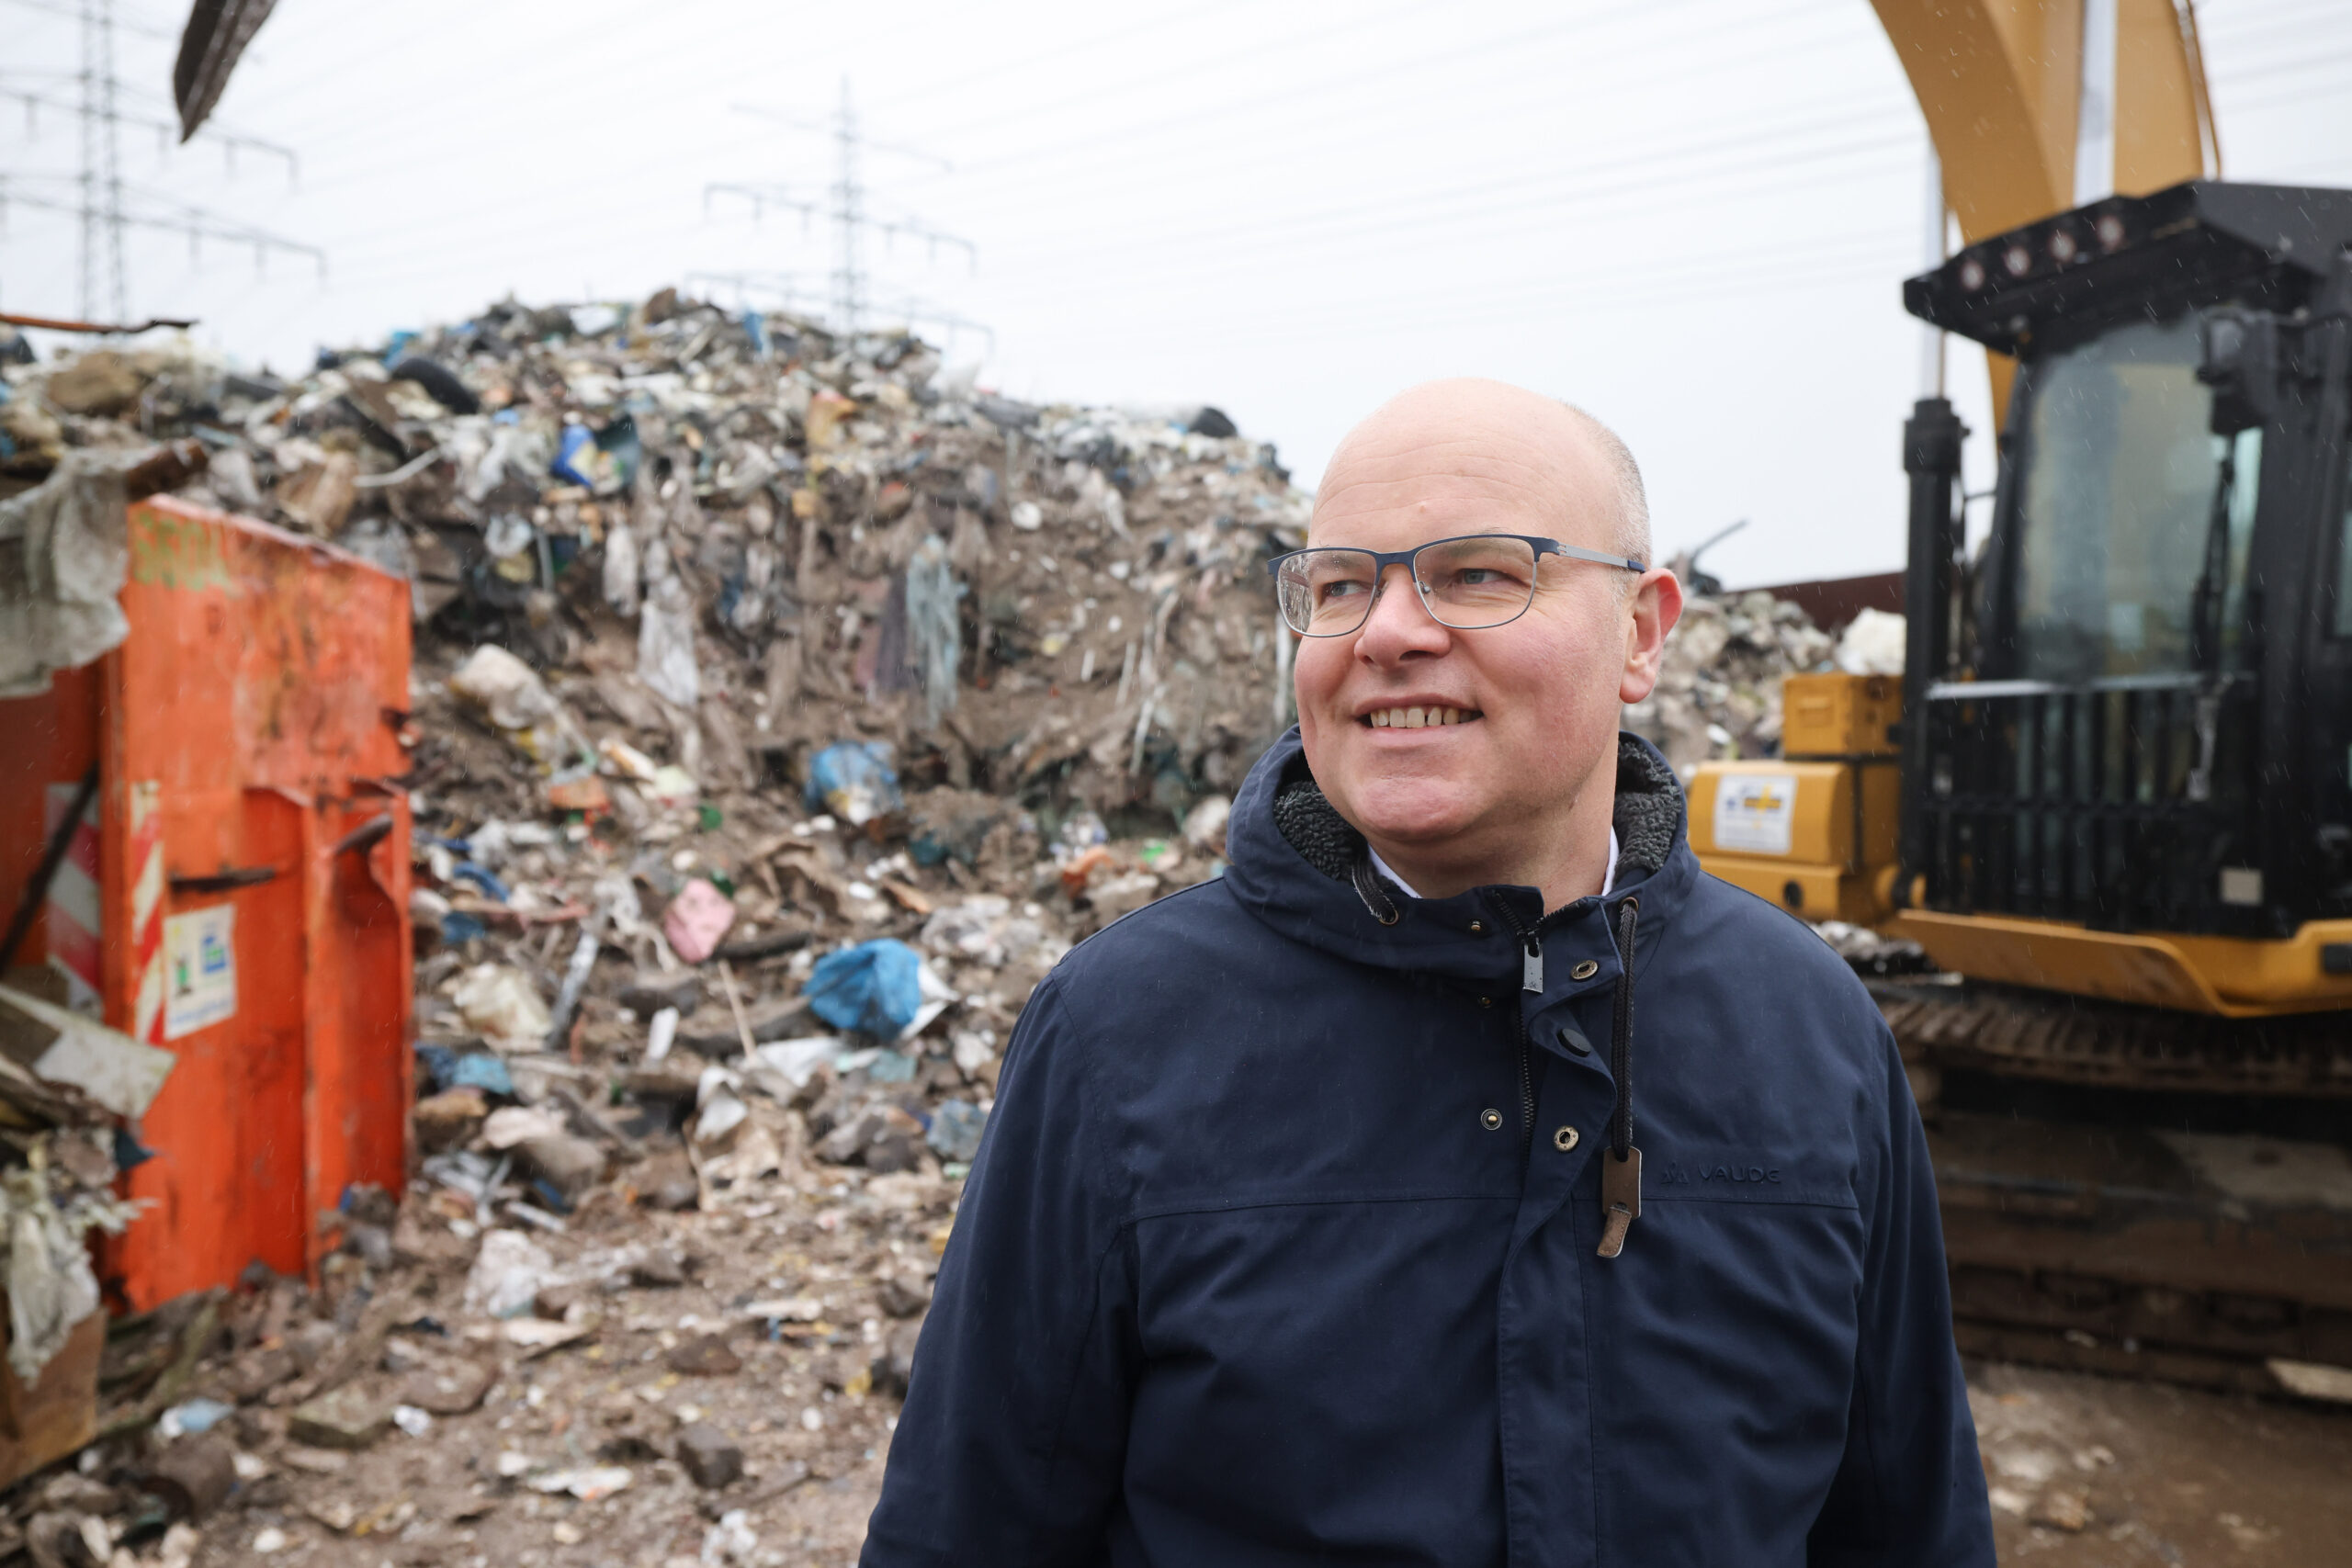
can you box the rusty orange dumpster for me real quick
[2,494,413,1310]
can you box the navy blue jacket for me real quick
[864,733,1993,1567]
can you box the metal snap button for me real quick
[1468,920,1485,934]
[1481,1109,1505,1132]
[1570,959,1600,981]
[1477,995,1493,1008]
[1554,1124,1580,1152]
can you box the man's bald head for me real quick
[1291,376,1683,908]
[1315,378,1650,569]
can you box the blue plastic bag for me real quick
[415,1044,514,1098]
[928,1099,988,1163]
[803,741,902,827]
[804,939,923,1039]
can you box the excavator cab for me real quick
[1695,183,2352,1018]
[1894,182,2352,1016]
[1694,184,2352,1393]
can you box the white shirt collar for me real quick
[1367,828,1619,903]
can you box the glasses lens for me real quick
[1276,548,1380,635]
[1415,536,1541,628]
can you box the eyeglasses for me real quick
[1264,533,1645,637]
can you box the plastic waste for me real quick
[639,575,702,709]
[453,964,552,1053]
[447,644,582,765]
[951,1027,999,1077]
[903,535,967,725]
[804,741,901,827]
[529,1465,633,1501]
[415,1044,514,1098]
[1182,795,1232,854]
[927,1099,988,1162]
[649,764,699,812]
[663,880,738,966]
[157,1397,235,1438]
[450,1052,514,1096]
[1835,607,1907,676]
[3,1164,106,1382]
[804,939,923,1038]
[645,1008,680,1065]
[750,1035,849,1089]
[464,1228,556,1319]
[450,862,510,902]
[598,737,661,783]
[602,518,640,616]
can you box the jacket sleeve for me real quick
[861,976,1135,1565]
[1807,1023,1996,1568]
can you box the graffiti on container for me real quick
[130,509,233,593]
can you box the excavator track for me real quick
[1867,980,2352,1399]
[1871,979,2352,1099]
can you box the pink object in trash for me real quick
[662,879,737,964]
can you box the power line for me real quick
[978,104,1912,273]
[0,73,300,180]
[0,0,172,39]
[894,0,1848,199]
[704,77,978,340]
[2,0,317,323]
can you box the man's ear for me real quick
[1619,568,1683,705]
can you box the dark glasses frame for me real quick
[1262,533,1647,637]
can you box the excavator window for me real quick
[2335,447,2352,637]
[2012,312,2260,683]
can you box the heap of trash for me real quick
[1624,592,1903,776]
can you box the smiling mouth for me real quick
[1361,705,1482,729]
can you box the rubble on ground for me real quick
[0,291,1915,1561]
[0,291,1295,1562]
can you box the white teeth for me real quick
[1367,705,1477,728]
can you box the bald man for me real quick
[863,381,1995,1567]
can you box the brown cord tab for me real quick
[1597,1146,1642,1259]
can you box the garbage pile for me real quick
[1624,592,1905,776]
[0,987,170,1384]
[3,295,1306,821]
[0,291,1294,1558]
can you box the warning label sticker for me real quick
[163,904,237,1039]
[1713,773,1798,856]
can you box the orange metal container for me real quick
[1,496,412,1309]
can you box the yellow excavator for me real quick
[1692,3,2352,1395]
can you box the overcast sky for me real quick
[4,0,2346,587]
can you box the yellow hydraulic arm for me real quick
[1868,0,2218,416]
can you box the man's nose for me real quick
[1354,562,1453,662]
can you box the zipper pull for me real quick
[1597,1146,1642,1258]
[1522,938,1543,993]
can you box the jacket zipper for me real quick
[1480,892,1545,1148]
[1514,1010,1536,1151]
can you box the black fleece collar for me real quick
[1272,733,1686,891]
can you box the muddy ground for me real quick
[1974,1360,2352,1566]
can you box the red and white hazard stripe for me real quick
[42,784,103,1011]
[128,781,166,1043]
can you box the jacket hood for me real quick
[1220,727,1694,979]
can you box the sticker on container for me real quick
[1713,773,1797,856]
[163,904,237,1039]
